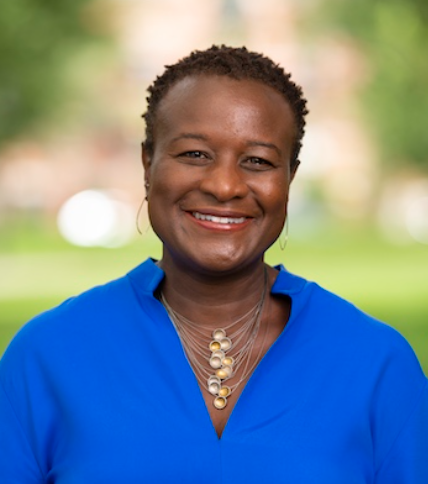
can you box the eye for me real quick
[243,157,273,170]
[179,151,208,159]
[176,150,211,166]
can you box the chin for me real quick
[189,249,263,276]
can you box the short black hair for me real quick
[142,45,309,171]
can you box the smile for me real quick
[192,212,247,225]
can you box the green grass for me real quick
[1,224,427,373]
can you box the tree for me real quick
[314,0,428,172]
[0,0,107,145]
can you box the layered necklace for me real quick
[160,267,268,410]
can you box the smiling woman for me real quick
[0,46,427,483]
[143,75,296,275]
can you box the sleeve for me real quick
[0,382,43,483]
[375,381,428,483]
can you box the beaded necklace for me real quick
[161,268,268,409]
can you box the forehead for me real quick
[155,75,296,139]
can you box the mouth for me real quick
[187,210,252,231]
[192,212,247,225]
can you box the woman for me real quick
[1,46,427,483]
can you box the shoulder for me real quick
[276,267,428,469]
[0,275,127,376]
[3,258,161,353]
[280,266,414,343]
[274,265,425,382]
[0,259,162,375]
[309,280,418,362]
[302,276,427,418]
[11,275,129,344]
[0,257,164,373]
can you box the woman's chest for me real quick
[42,373,374,484]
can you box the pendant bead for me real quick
[208,375,221,386]
[209,341,222,352]
[212,350,225,359]
[222,356,234,367]
[219,385,231,397]
[213,329,227,340]
[209,356,222,369]
[216,366,232,380]
[208,382,221,395]
[213,396,227,409]
[220,337,232,351]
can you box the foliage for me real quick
[314,0,428,171]
[0,0,107,145]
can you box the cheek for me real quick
[258,182,289,238]
[149,160,196,196]
[148,163,177,204]
[259,180,289,212]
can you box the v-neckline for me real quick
[128,259,308,441]
[155,285,296,441]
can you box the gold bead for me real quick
[222,356,234,367]
[213,396,227,409]
[213,329,226,340]
[216,368,228,380]
[220,337,232,351]
[209,341,221,351]
[216,366,232,380]
[219,386,231,397]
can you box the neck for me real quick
[158,253,270,328]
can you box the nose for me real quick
[199,157,250,202]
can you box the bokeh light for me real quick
[406,195,428,245]
[57,190,135,248]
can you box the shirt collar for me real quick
[127,258,307,297]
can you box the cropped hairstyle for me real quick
[142,45,309,171]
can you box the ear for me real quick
[141,142,152,186]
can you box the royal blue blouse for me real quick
[1,259,427,483]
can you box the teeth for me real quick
[193,212,246,224]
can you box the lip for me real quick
[185,209,253,231]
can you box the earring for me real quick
[136,197,146,235]
[278,217,289,251]
[136,182,149,235]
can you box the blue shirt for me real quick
[1,259,427,483]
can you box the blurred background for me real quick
[0,0,427,370]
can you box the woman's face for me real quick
[143,75,297,275]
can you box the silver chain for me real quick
[160,267,268,409]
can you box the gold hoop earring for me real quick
[278,217,289,251]
[136,182,150,235]
[136,197,146,235]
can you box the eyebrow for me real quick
[170,133,209,143]
[246,140,282,156]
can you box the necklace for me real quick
[160,267,268,410]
